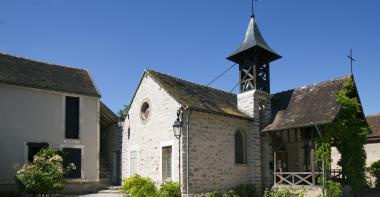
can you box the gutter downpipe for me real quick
[186,107,192,196]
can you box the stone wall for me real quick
[332,141,380,168]
[101,123,122,184]
[121,73,181,184]
[185,110,258,194]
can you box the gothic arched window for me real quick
[235,130,247,164]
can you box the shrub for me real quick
[194,191,227,197]
[369,160,380,188]
[194,184,257,197]
[158,181,180,197]
[15,148,74,196]
[325,180,342,197]
[263,187,305,197]
[232,184,257,197]
[120,175,157,197]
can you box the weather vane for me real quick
[347,49,356,74]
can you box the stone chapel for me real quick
[121,14,365,196]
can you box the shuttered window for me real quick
[162,146,172,181]
[63,148,81,178]
[130,151,137,176]
[65,96,79,139]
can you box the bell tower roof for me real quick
[227,15,281,64]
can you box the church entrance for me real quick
[270,127,320,187]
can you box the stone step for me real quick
[108,186,121,190]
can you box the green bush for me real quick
[194,184,257,197]
[369,160,380,188]
[120,175,157,197]
[194,191,232,197]
[158,181,180,197]
[15,148,74,196]
[263,187,305,197]
[325,180,342,197]
[231,184,257,197]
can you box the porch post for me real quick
[273,151,277,186]
[311,132,316,186]
[311,149,315,186]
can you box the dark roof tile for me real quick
[0,53,100,97]
[263,75,352,131]
[146,69,248,118]
[367,114,380,139]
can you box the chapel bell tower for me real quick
[227,15,281,93]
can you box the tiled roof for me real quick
[263,75,352,131]
[367,114,380,140]
[146,69,249,118]
[0,53,100,97]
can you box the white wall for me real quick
[0,83,99,186]
[122,74,181,185]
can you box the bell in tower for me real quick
[227,15,281,93]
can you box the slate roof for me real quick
[227,15,281,64]
[145,69,249,119]
[0,53,100,97]
[367,114,380,141]
[263,75,352,131]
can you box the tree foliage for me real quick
[118,104,130,120]
[316,78,368,194]
[369,160,380,188]
[333,78,368,192]
[16,148,74,196]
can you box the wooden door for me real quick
[275,151,288,172]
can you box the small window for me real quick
[130,151,137,176]
[63,148,81,178]
[162,146,172,181]
[27,142,49,162]
[65,96,80,139]
[140,102,150,120]
[235,131,247,164]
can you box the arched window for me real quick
[235,130,247,164]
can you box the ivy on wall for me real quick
[316,77,369,194]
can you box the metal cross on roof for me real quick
[347,49,356,74]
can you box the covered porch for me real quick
[264,126,325,187]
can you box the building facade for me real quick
[122,14,368,196]
[0,53,107,193]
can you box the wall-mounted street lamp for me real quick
[172,109,183,194]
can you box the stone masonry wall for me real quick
[121,73,181,185]
[236,90,273,193]
[186,110,255,194]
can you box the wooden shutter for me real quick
[63,148,81,178]
[65,96,79,139]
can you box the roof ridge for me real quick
[273,74,352,96]
[145,69,237,96]
[0,52,88,71]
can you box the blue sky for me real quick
[0,1,379,115]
